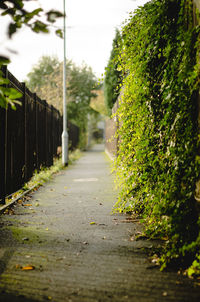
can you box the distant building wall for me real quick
[105,100,119,160]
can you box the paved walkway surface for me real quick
[0,144,200,302]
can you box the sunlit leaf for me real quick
[55,29,63,38]
[4,88,22,99]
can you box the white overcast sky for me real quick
[0,0,148,81]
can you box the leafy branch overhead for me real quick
[0,57,22,110]
[0,0,63,38]
[0,0,64,109]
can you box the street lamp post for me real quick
[62,0,68,166]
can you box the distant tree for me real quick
[0,0,63,109]
[67,63,97,128]
[26,56,60,92]
[26,56,99,148]
[104,29,122,115]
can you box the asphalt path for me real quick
[0,144,199,302]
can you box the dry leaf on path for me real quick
[22,265,35,271]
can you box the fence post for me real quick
[22,82,28,182]
[0,66,8,204]
[34,93,39,170]
[0,107,6,205]
[43,100,47,166]
[50,105,53,166]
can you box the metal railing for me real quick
[0,66,79,204]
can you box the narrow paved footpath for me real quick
[0,145,200,302]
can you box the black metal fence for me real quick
[0,66,79,204]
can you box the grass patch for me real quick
[5,149,82,204]
[24,149,82,190]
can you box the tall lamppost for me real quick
[62,0,68,166]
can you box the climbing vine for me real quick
[104,29,122,115]
[113,0,200,273]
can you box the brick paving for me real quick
[0,144,200,302]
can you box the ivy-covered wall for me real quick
[104,29,122,116]
[113,0,200,274]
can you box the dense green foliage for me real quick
[67,63,99,148]
[114,0,200,273]
[26,56,60,91]
[104,29,122,115]
[26,56,99,149]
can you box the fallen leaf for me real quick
[22,265,35,271]
[90,222,96,225]
[35,202,40,207]
[24,204,32,207]
[162,292,167,297]
[46,228,49,231]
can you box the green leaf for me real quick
[0,77,10,85]
[24,8,43,24]
[32,21,49,33]
[46,10,63,23]
[0,55,10,65]
[8,23,17,37]
[1,8,16,17]
[55,29,63,38]
[0,3,8,9]
[4,88,22,99]
[11,0,24,9]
